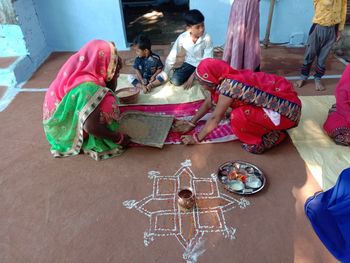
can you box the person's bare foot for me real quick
[315,80,326,91]
[294,79,306,88]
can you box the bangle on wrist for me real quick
[192,132,201,143]
[116,133,124,144]
[187,120,196,127]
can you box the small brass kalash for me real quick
[177,187,195,210]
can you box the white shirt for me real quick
[164,31,213,73]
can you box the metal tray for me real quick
[217,160,266,195]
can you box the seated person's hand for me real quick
[142,86,148,93]
[106,72,118,91]
[145,83,154,93]
[137,83,149,94]
[225,108,232,119]
[172,119,195,133]
[183,79,193,90]
[181,135,196,145]
[149,76,156,83]
[183,72,195,90]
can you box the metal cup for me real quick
[177,187,195,210]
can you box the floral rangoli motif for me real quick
[123,160,251,262]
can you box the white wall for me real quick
[191,0,314,47]
[13,0,315,52]
[32,0,128,51]
[260,0,314,45]
[4,0,317,85]
[0,25,27,57]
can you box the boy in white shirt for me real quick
[164,9,213,89]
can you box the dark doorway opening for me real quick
[122,0,189,45]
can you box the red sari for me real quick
[323,65,350,146]
[196,58,302,153]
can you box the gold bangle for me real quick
[116,133,124,144]
[187,121,196,127]
[193,133,201,143]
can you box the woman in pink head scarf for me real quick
[323,65,350,145]
[43,39,130,160]
[173,58,301,154]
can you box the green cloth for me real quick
[43,82,124,160]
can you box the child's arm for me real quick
[183,72,195,90]
[150,57,164,82]
[164,36,181,74]
[134,68,149,93]
[150,68,162,83]
[133,58,147,85]
[134,69,146,85]
[202,35,214,59]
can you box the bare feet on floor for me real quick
[294,79,306,89]
[315,80,326,91]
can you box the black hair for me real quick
[184,9,204,26]
[132,34,151,51]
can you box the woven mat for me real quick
[287,96,350,190]
[118,111,174,148]
[116,74,207,105]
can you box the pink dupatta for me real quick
[324,65,350,135]
[334,65,350,122]
[43,39,117,120]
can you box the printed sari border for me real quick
[51,86,110,158]
[217,78,301,123]
[329,126,350,146]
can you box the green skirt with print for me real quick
[43,82,124,160]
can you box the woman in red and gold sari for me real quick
[174,58,302,154]
[323,64,350,146]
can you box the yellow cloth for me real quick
[288,96,350,190]
[313,0,347,31]
[116,74,207,105]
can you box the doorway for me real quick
[121,0,189,45]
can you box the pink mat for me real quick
[120,101,237,144]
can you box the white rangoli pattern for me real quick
[123,160,251,262]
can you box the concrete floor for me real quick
[0,57,17,69]
[23,45,344,96]
[0,45,347,263]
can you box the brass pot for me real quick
[177,187,195,210]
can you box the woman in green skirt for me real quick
[43,40,130,160]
